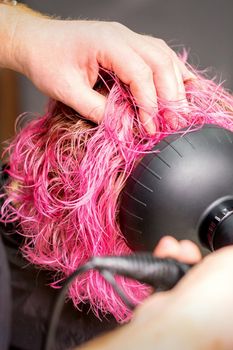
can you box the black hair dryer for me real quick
[120,124,233,252]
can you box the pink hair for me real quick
[1,64,233,322]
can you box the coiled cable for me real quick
[43,253,193,350]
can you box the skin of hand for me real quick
[0,4,194,134]
[77,237,202,350]
[132,241,233,350]
[78,238,233,350]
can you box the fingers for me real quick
[55,73,107,124]
[100,29,195,133]
[130,36,196,129]
[142,35,195,93]
[154,236,202,264]
[100,44,158,134]
[56,22,195,132]
[135,41,185,102]
[129,76,158,135]
[175,56,196,82]
[70,85,106,124]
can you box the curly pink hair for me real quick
[1,65,233,322]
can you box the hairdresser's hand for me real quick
[80,242,233,350]
[0,4,194,134]
[132,244,233,350]
[78,237,203,350]
[153,235,202,264]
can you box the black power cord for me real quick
[43,253,193,350]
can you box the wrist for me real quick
[0,4,17,69]
[133,295,216,350]
[153,304,229,350]
[0,3,48,73]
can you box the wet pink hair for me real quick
[1,63,233,322]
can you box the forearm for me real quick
[74,323,151,350]
[74,315,218,350]
[73,313,206,350]
[74,282,224,350]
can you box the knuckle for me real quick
[170,49,179,60]
[136,63,152,81]
[156,38,168,48]
[109,21,126,31]
[157,52,173,68]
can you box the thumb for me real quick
[59,76,107,124]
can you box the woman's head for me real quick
[1,66,233,322]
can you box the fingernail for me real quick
[180,240,192,254]
[159,236,176,249]
[182,65,196,80]
[147,119,156,135]
[184,73,197,83]
[164,110,179,129]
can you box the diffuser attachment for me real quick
[120,125,233,252]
